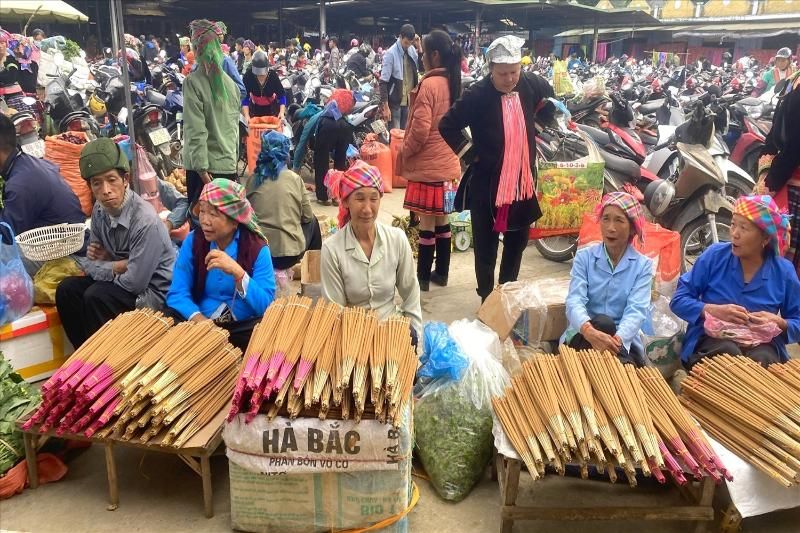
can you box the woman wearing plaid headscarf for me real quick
[183,19,242,212]
[320,160,422,342]
[166,179,276,351]
[562,192,653,366]
[672,195,800,369]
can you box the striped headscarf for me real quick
[494,92,534,233]
[254,130,291,186]
[325,160,384,228]
[190,19,227,99]
[596,191,647,242]
[199,179,267,242]
[734,194,791,255]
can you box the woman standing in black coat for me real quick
[439,35,554,302]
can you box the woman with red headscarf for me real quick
[321,160,422,341]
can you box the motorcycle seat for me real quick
[576,124,610,146]
[567,96,607,114]
[599,148,641,179]
[638,99,664,115]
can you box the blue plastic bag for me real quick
[417,322,469,382]
[0,223,34,326]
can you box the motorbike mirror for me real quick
[105,48,112,55]
[118,107,128,124]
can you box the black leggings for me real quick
[567,314,641,367]
[313,117,352,202]
[685,335,781,370]
[470,204,530,301]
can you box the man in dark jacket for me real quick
[346,44,370,78]
[0,114,86,271]
[379,24,420,129]
[439,35,554,302]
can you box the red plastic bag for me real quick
[703,312,782,348]
[577,213,681,297]
[389,129,407,188]
[0,453,68,500]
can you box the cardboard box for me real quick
[478,278,571,344]
[0,306,74,382]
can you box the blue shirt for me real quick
[0,149,86,235]
[670,242,800,362]
[562,243,653,352]
[167,229,276,321]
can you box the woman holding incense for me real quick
[320,160,422,344]
[671,195,800,368]
[166,179,276,351]
[562,192,653,366]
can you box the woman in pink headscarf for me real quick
[320,160,422,341]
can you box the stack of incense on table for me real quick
[680,355,800,487]
[492,347,729,486]
[227,299,417,426]
[23,311,242,448]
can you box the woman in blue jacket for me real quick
[562,192,653,365]
[166,179,276,350]
[671,195,799,368]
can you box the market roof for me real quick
[118,0,659,33]
[0,0,89,24]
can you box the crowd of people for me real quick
[1,17,799,376]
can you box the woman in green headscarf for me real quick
[183,19,242,211]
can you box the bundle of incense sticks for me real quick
[227,300,416,426]
[680,355,800,487]
[492,347,727,486]
[24,312,241,448]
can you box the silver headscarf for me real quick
[486,36,525,64]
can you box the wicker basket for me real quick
[16,223,87,262]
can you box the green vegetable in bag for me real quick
[0,351,40,476]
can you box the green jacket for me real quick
[182,67,241,174]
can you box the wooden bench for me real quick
[17,409,227,518]
[495,453,716,533]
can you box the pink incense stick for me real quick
[647,459,666,484]
[293,361,314,391]
[265,351,286,383]
[85,397,121,437]
[79,364,114,394]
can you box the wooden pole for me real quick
[592,18,599,63]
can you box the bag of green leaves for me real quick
[414,319,510,502]
[0,352,41,476]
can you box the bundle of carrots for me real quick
[227,299,416,425]
[680,355,800,487]
[23,311,241,448]
[493,347,728,487]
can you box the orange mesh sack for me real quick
[44,132,93,215]
[247,116,282,174]
[359,134,393,193]
[389,129,407,189]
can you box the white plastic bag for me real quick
[414,319,509,501]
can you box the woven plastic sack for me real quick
[0,223,34,326]
[703,312,782,348]
[44,132,93,215]
[246,116,281,174]
[414,319,509,502]
[552,60,575,97]
[360,133,393,192]
[33,257,84,305]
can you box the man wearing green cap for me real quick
[55,138,176,348]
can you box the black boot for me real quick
[432,224,451,287]
[417,230,435,292]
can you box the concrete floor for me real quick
[3,190,800,532]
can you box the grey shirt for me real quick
[83,189,176,308]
